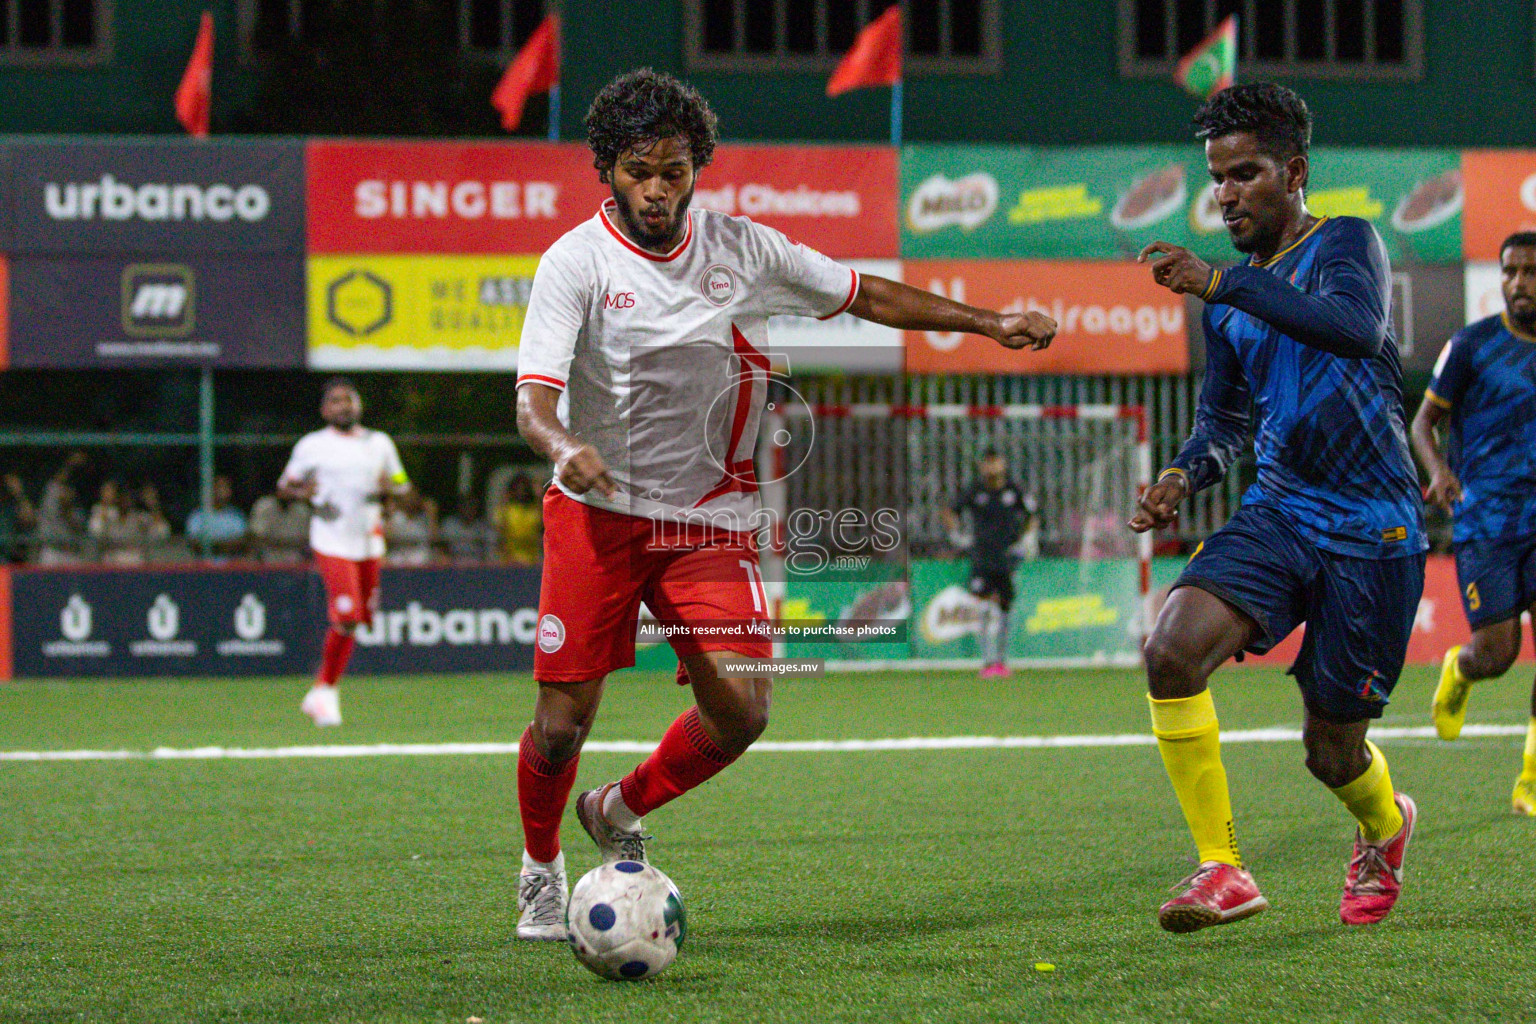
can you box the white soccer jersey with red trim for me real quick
[517,199,859,528]
[278,426,407,560]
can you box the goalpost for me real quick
[759,399,1154,668]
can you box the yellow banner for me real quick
[307,254,540,370]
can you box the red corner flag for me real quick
[175,12,214,137]
[492,14,560,132]
[826,6,902,96]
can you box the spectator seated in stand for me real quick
[384,491,437,566]
[88,478,140,565]
[36,452,89,564]
[496,472,543,565]
[0,472,37,563]
[438,494,497,563]
[185,474,249,563]
[249,489,311,563]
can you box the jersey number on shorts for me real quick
[739,558,768,614]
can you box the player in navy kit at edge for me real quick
[1129,83,1425,932]
[1414,233,1536,815]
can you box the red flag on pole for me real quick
[175,11,214,138]
[492,14,560,132]
[826,5,902,96]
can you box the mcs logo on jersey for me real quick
[122,264,195,337]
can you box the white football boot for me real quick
[516,854,569,941]
[300,685,342,727]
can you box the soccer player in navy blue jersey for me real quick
[1128,83,1425,933]
[1413,233,1536,816]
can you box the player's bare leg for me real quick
[1142,585,1268,933]
[1306,709,1416,924]
[517,677,605,941]
[582,652,771,864]
[1434,618,1520,741]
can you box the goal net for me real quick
[760,383,1152,667]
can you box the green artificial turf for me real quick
[2,665,1534,1023]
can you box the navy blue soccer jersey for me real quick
[1170,216,1427,560]
[1425,312,1536,543]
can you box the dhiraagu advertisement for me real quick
[307,254,540,370]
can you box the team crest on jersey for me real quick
[537,613,566,653]
[700,265,737,307]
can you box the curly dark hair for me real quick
[584,68,719,183]
[1192,82,1312,167]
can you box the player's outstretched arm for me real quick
[1139,221,1389,359]
[1410,397,1461,512]
[514,383,618,498]
[847,275,1056,351]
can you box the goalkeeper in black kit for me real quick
[942,449,1038,678]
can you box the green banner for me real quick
[781,565,910,662]
[900,145,1462,265]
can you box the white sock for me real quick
[602,784,643,831]
[522,849,564,875]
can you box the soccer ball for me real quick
[566,860,686,981]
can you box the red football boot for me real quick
[1158,861,1269,934]
[1339,792,1416,926]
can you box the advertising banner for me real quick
[1461,150,1536,261]
[11,567,319,678]
[1464,261,1503,325]
[7,564,541,679]
[693,145,898,258]
[306,140,897,259]
[307,254,539,370]
[901,145,1462,265]
[903,260,1188,374]
[349,565,540,675]
[908,557,1144,663]
[8,256,305,368]
[6,139,305,255]
[306,140,608,255]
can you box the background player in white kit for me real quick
[277,378,410,726]
[513,69,1058,940]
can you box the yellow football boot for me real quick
[1431,646,1473,741]
[1513,778,1536,817]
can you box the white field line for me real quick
[0,724,1525,763]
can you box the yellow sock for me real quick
[1332,740,1404,843]
[1447,645,1469,685]
[1520,717,1536,783]
[1148,691,1241,868]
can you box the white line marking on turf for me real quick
[0,724,1526,763]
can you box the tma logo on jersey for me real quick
[121,264,195,337]
[356,602,540,647]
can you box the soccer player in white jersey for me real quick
[513,69,1057,940]
[277,378,410,726]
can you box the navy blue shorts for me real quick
[1454,532,1536,630]
[1175,504,1426,723]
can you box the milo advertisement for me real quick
[901,145,1462,265]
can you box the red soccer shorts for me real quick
[314,552,381,628]
[534,489,771,683]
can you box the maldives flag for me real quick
[492,14,560,131]
[826,5,901,96]
[1174,15,1237,99]
[174,11,214,137]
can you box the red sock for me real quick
[619,708,738,817]
[519,727,579,863]
[317,628,356,686]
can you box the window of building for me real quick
[685,0,1000,75]
[243,0,544,57]
[1119,0,1422,81]
[0,0,111,65]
